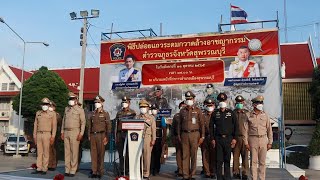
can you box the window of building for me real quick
[8,83,15,91]
[1,83,8,91]
[0,98,10,110]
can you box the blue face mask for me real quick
[235,103,243,109]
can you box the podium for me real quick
[121,119,145,180]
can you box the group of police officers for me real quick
[171,84,273,180]
[31,84,272,180]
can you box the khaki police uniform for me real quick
[115,96,136,175]
[136,100,156,178]
[61,92,86,175]
[177,91,205,180]
[148,85,169,109]
[232,95,249,179]
[172,112,183,175]
[88,95,111,177]
[244,96,273,180]
[201,98,216,178]
[33,98,57,173]
[48,101,62,170]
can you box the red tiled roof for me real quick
[0,91,19,96]
[280,43,315,79]
[52,67,100,98]
[9,66,33,81]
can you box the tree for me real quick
[12,66,69,136]
[309,68,320,156]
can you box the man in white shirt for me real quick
[228,46,260,78]
[118,55,142,82]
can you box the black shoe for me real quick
[233,173,241,179]
[143,176,150,180]
[190,178,195,180]
[205,175,211,178]
[31,170,42,174]
[97,175,102,179]
[64,173,70,176]
[88,174,97,178]
[69,174,75,177]
[211,174,216,179]
[242,175,248,180]
[177,173,183,177]
[41,171,47,175]
[201,170,204,174]
[48,168,56,171]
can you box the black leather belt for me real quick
[91,131,105,134]
[182,129,199,133]
[216,134,230,138]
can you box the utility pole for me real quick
[79,18,87,105]
[70,10,99,105]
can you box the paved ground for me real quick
[0,151,318,179]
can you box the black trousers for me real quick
[150,138,162,173]
[216,136,232,180]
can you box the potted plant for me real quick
[308,68,320,170]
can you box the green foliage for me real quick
[309,68,320,120]
[309,122,320,156]
[286,151,310,169]
[12,66,69,135]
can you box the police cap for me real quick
[217,92,227,101]
[139,99,150,107]
[49,101,56,107]
[41,98,50,104]
[122,96,131,103]
[68,92,77,99]
[150,104,159,110]
[252,95,264,103]
[154,85,162,91]
[185,91,196,99]
[206,84,214,89]
[235,95,245,102]
[204,98,215,105]
[94,95,105,103]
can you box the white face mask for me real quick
[152,109,158,115]
[140,108,148,114]
[148,109,152,115]
[48,107,54,112]
[219,102,227,108]
[122,102,128,108]
[95,103,102,109]
[256,104,263,111]
[68,100,75,106]
[42,105,49,111]
[206,106,214,112]
[206,88,213,95]
[186,100,194,106]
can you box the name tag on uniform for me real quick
[99,115,104,117]
[226,112,232,117]
[192,117,196,124]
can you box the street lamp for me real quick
[69,10,99,105]
[0,17,49,158]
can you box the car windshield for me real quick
[7,137,25,142]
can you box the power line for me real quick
[87,47,99,66]
[87,29,100,53]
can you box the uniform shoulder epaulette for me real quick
[231,60,239,64]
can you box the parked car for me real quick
[285,145,308,157]
[27,140,37,153]
[3,136,29,156]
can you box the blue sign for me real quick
[224,77,267,86]
[112,82,141,90]
[158,109,172,117]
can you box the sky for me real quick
[0,0,320,70]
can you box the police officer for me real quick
[88,95,111,178]
[118,54,141,82]
[148,85,169,109]
[177,91,205,180]
[244,95,273,180]
[32,98,57,175]
[61,92,86,177]
[136,100,156,180]
[171,101,186,177]
[205,84,219,104]
[48,101,61,171]
[232,95,249,180]
[150,104,167,176]
[115,96,136,175]
[201,98,216,178]
[211,93,238,180]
